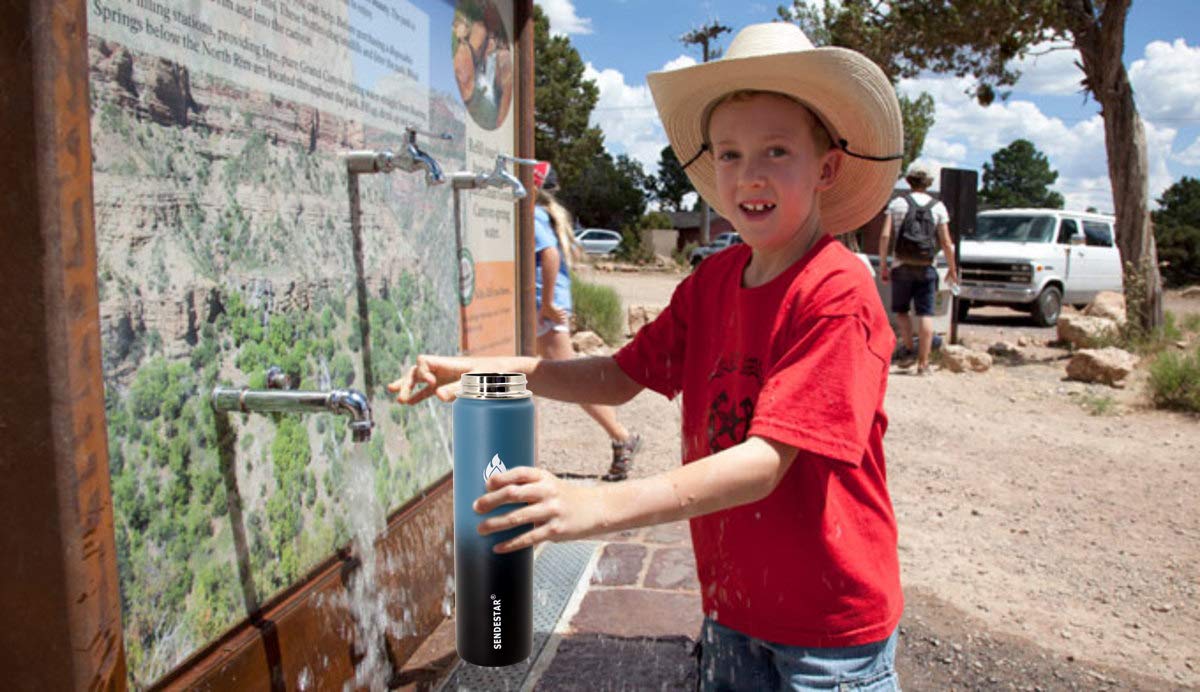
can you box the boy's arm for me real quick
[387,353,643,406]
[476,435,799,553]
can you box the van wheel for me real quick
[955,300,970,322]
[1032,286,1062,327]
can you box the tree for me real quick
[898,92,936,174]
[653,145,693,212]
[778,0,1164,330]
[979,139,1065,209]
[559,153,648,232]
[1152,177,1200,287]
[532,6,605,190]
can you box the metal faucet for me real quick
[211,367,374,442]
[341,128,448,185]
[449,154,539,199]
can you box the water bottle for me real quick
[453,372,534,667]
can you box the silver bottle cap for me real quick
[459,372,531,399]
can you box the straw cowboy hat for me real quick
[647,22,903,235]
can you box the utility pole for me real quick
[681,21,730,246]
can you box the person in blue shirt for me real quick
[533,161,640,481]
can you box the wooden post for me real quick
[0,0,128,688]
[939,168,978,345]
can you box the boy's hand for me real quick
[475,467,604,553]
[879,263,890,283]
[387,354,475,405]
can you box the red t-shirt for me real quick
[613,235,902,647]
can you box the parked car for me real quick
[574,228,622,256]
[957,208,1122,326]
[689,232,743,266]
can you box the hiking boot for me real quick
[602,433,641,482]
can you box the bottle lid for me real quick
[459,372,531,400]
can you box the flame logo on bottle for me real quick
[484,454,507,482]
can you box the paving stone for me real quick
[590,543,646,586]
[534,633,697,691]
[644,547,699,591]
[644,520,691,545]
[570,589,703,639]
[391,615,457,690]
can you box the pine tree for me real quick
[979,139,1065,210]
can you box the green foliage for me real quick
[571,277,623,344]
[979,139,1064,209]
[653,145,692,212]
[533,6,605,192]
[1152,176,1200,287]
[614,227,656,265]
[560,153,649,232]
[674,241,700,270]
[1147,344,1200,413]
[899,92,936,173]
[638,211,673,231]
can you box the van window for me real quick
[1083,220,1114,247]
[1057,218,1080,245]
[972,215,1056,243]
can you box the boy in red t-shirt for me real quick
[391,22,905,690]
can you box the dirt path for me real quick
[545,267,1200,689]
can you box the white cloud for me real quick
[661,55,698,72]
[1174,134,1200,166]
[537,0,592,36]
[583,57,697,176]
[1130,39,1200,122]
[898,69,1180,213]
[1012,41,1085,96]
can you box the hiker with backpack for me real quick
[879,163,959,376]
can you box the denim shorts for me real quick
[891,264,938,317]
[696,617,900,691]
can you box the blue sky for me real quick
[537,0,1200,212]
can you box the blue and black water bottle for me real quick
[453,372,534,667]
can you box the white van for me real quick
[957,209,1122,326]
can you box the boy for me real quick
[390,22,904,691]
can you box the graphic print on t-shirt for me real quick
[706,354,764,454]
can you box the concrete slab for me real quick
[590,543,646,587]
[570,589,703,639]
[643,547,699,591]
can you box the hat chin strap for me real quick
[836,139,902,162]
[680,139,901,171]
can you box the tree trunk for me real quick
[1067,0,1163,330]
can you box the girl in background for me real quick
[533,161,641,481]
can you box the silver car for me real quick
[689,232,743,266]
[574,228,622,256]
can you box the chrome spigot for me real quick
[340,128,449,185]
[400,128,446,185]
[211,369,374,442]
[449,154,539,199]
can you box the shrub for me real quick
[613,227,656,264]
[571,276,623,345]
[638,211,673,231]
[673,242,699,270]
[1147,344,1200,413]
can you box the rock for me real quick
[1181,286,1200,299]
[147,58,200,128]
[1017,336,1030,347]
[571,330,608,355]
[594,262,616,272]
[987,341,1022,359]
[940,345,993,373]
[627,304,665,336]
[1065,347,1138,387]
[1084,291,1127,324]
[1056,313,1119,349]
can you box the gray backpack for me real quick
[894,193,939,262]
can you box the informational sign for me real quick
[87,0,521,683]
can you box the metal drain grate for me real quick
[437,541,598,691]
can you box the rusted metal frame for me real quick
[0,0,127,689]
[516,0,537,357]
